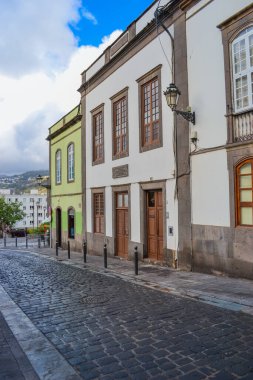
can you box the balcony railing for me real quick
[233,110,253,142]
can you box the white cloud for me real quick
[0,0,81,78]
[0,16,122,175]
[82,8,98,25]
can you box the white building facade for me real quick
[187,0,253,278]
[1,189,47,229]
[77,0,253,279]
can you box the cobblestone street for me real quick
[0,249,253,380]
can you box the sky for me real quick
[0,0,154,175]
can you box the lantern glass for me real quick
[164,83,180,111]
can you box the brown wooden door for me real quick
[116,192,128,258]
[147,190,163,261]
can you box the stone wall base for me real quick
[192,224,253,280]
[86,232,175,267]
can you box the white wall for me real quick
[191,150,230,226]
[86,190,92,233]
[166,179,178,250]
[105,186,112,237]
[131,183,141,243]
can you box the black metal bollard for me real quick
[38,237,41,248]
[15,237,17,247]
[104,244,107,269]
[83,240,87,263]
[4,237,6,248]
[68,241,70,259]
[26,236,28,248]
[134,246,138,275]
[43,237,45,247]
[56,241,59,257]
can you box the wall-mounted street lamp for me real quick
[164,83,195,125]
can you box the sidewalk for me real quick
[0,310,39,380]
[29,246,253,316]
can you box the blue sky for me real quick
[71,0,154,46]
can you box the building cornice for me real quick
[179,0,201,11]
[46,115,82,141]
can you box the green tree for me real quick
[0,197,25,236]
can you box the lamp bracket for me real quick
[175,110,195,125]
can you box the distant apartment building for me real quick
[0,189,48,229]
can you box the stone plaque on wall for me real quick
[112,164,129,179]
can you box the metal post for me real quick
[4,236,6,248]
[134,246,138,275]
[15,237,17,247]
[43,237,45,247]
[26,236,28,248]
[38,237,41,248]
[83,240,87,263]
[68,241,70,259]
[56,241,58,257]
[104,244,107,269]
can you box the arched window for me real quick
[68,208,75,239]
[232,26,253,112]
[236,158,253,226]
[68,143,74,181]
[56,150,61,184]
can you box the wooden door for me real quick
[147,190,163,261]
[116,192,128,258]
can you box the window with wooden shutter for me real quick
[113,96,128,158]
[142,77,160,146]
[91,104,104,165]
[236,158,253,226]
[94,193,104,234]
[137,65,162,152]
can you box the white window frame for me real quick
[232,26,253,113]
[67,143,74,181]
[56,150,61,184]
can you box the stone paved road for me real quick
[0,250,253,380]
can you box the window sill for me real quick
[92,159,104,166]
[140,141,162,153]
[112,152,129,160]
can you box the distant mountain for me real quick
[0,170,49,193]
